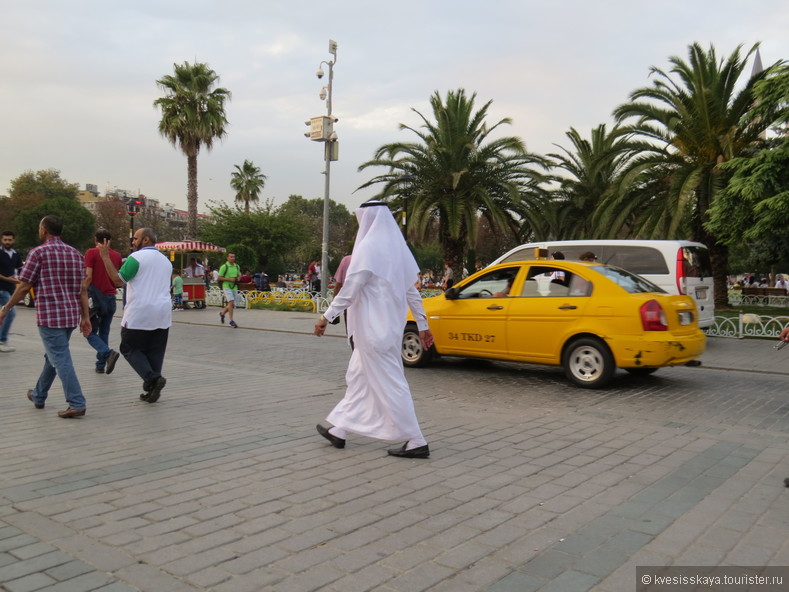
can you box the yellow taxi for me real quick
[403,259,706,388]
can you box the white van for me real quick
[490,240,715,328]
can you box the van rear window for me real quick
[598,246,668,275]
[500,248,540,263]
[681,247,712,278]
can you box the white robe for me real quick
[323,270,428,441]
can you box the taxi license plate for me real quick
[678,311,693,325]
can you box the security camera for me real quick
[316,68,324,79]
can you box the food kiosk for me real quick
[154,240,226,309]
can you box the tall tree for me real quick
[230,160,267,213]
[276,195,356,270]
[0,169,79,235]
[548,124,636,239]
[14,197,95,251]
[607,43,777,307]
[198,200,310,276]
[358,89,550,283]
[707,63,789,251]
[154,61,231,238]
[8,169,79,200]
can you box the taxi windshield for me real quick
[590,265,665,294]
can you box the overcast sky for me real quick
[1,1,787,214]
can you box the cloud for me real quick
[1,0,787,213]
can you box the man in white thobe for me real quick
[313,201,434,458]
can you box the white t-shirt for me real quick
[118,247,173,330]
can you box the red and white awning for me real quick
[155,241,226,253]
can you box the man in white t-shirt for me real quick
[98,227,172,403]
[184,257,205,278]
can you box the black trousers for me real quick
[120,327,169,389]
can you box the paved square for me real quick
[1,306,788,591]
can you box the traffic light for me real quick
[127,199,143,216]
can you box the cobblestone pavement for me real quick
[1,306,788,592]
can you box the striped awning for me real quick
[154,241,226,253]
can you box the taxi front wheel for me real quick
[563,337,614,388]
[402,324,434,368]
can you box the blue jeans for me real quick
[30,326,86,410]
[86,293,117,369]
[0,290,14,343]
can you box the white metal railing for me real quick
[705,314,789,339]
[727,292,789,308]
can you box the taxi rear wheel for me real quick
[563,337,614,388]
[402,324,433,368]
[23,292,34,308]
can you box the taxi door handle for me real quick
[487,305,504,310]
[558,305,577,310]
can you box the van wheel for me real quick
[402,324,434,368]
[563,337,614,388]
[625,367,658,376]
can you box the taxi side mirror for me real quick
[444,287,458,300]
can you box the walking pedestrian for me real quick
[0,230,23,352]
[313,201,434,458]
[0,216,91,417]
[97,227,172,403]
[83,229,122,374]
[217,253,241,328]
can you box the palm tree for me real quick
[154,61,231,238]
[547,124,636,239]
[358,89,551,279]
[605,42,774,307]
[230,160,267,213]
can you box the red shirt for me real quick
[334,255,352,285]
[85,247,122,295]
[19,237,85,328]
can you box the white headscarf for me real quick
[346,201,419,293]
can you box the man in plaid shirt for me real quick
[0,216,92,418]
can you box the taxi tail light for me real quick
[640,299,667,331]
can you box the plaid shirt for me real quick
[19,237,85,328]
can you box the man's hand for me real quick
[780,327,789,342]
[419,329,434,349]
[314,316,328,336]
[80,315,92,338]
[97,238,111,259]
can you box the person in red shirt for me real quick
[84,230,122,374]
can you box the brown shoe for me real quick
[58,407,86,418]
[27,389,44,409]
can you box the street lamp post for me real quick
[305,40,338,300]
[127,198,141,246]
[398,173,413,242]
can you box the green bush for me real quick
[248,300,314,313]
